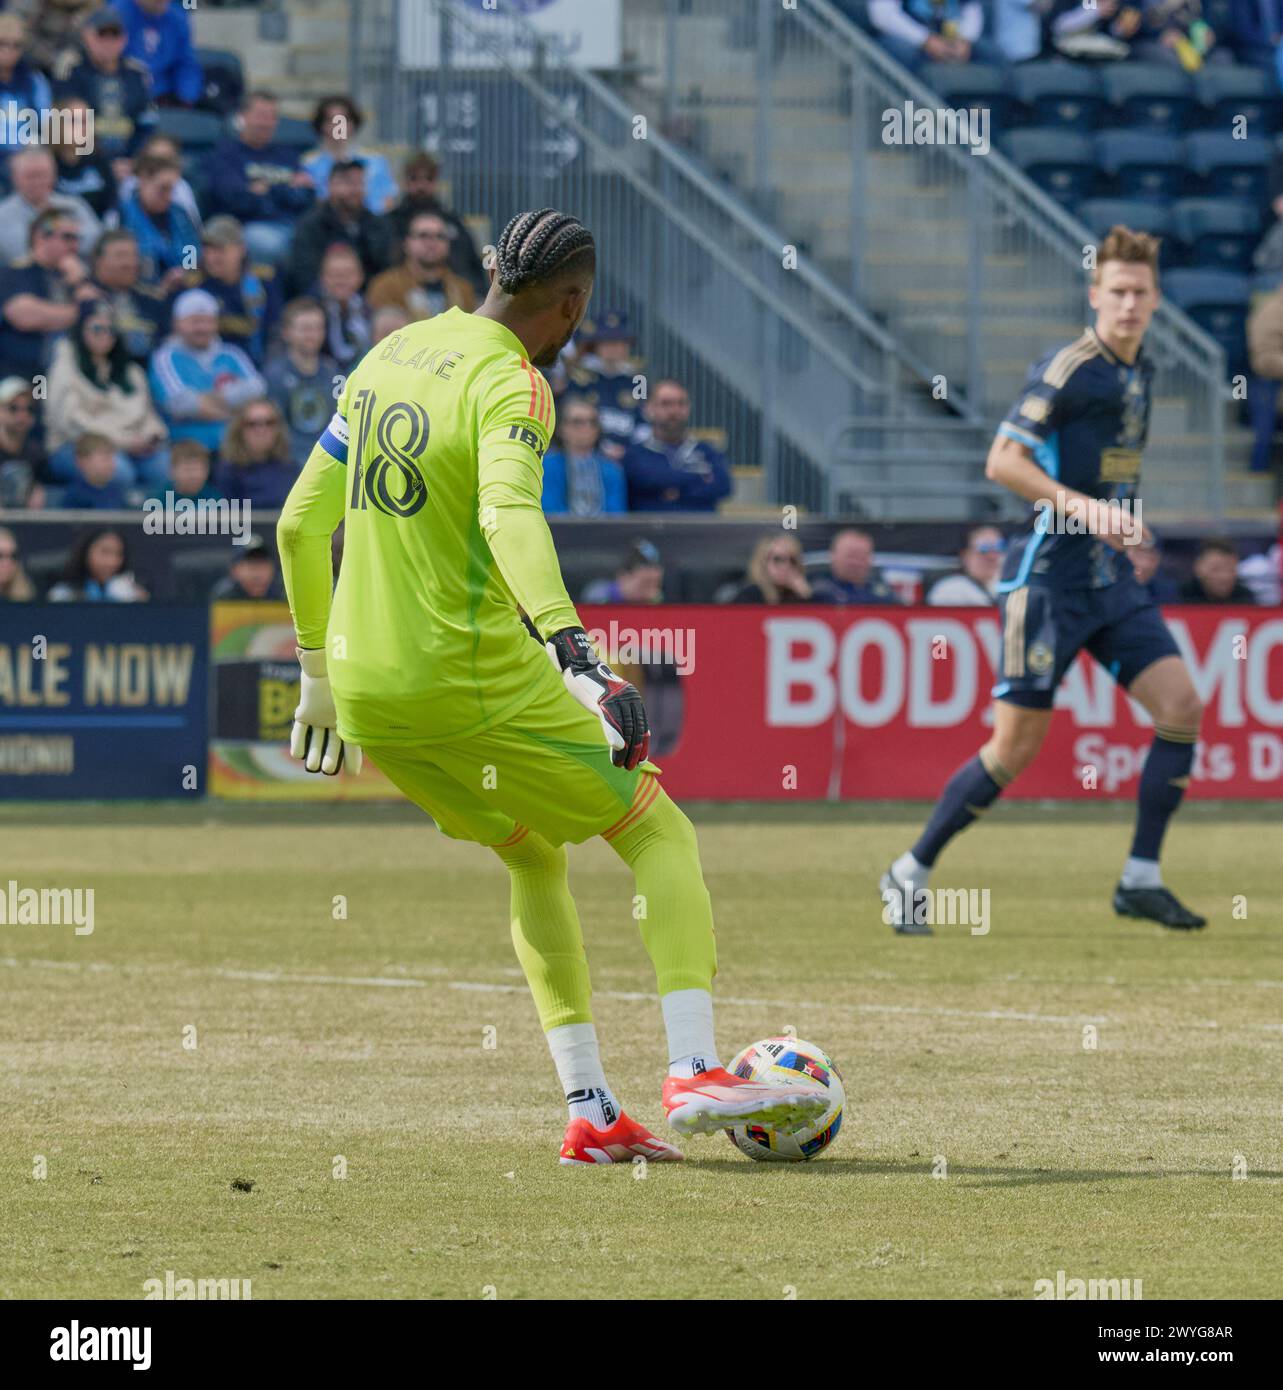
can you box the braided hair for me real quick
[494,208,595,297]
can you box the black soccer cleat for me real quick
[1112,883,1207,930]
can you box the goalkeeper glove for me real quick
[290,646,362,776]
[545,626,650,770]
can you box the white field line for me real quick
[4,956,1280,1031]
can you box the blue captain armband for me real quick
[319,413,349,464]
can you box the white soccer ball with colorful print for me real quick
[725,1037,844,1161]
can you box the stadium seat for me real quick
[1193,66,1280,135]
[1094,131,1186,199]
[1170,199,1262,273]
[1012,61,1105,130]
[195,47,244,115]
[923,64,1016,135]
[1161,268,1251,375]
[1002,130,1097,207]
[1185,132,1271,200]
[155,107,226,153]
[274,116,316,152]
[1099,64,1195,133]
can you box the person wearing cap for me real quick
[0,206,101,380]
[210,533,284,602]
[541,400,627,517]
[117,149,200,288]
[621,378,732,513]
[0,146,101,265]
[52,5,158,175]
[0,378,46,510]
[208,90,316,266]
[116,0,202,108]
[302,95,398,215]
[559,309,643,460]
[0,14,53,163]
[581,540,665,604]
[286,159,392,298]
[365,210,476,322]
[183,215,279,365]
[388,152,487,298]
[149,286,265,453]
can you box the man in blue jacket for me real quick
[622,378,732,512]
[118,0,202,106]
[209,91,317,266]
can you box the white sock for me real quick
[546,1022,620,1129]
[1121,855,1163,890]
[892,851,930,887]
[662,988,722,1078]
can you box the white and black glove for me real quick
[290,647,362,776]
[546,627,650,771]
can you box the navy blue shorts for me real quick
[994,577,1180,709]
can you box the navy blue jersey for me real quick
[997,327,1153,592]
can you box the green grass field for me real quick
[2,802,1280,1300]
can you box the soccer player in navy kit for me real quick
[883,228,1207,932]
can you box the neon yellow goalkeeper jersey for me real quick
[277,306,582,744]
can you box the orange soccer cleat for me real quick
[662,1067,828,1137]
[559,1112,685,1166]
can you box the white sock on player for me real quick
[892,850,930,887]
[546,1022,621,1129]
[1120,855,1163,890]
[662,988,723,1078]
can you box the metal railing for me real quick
[633,0,1229,521]
[347,0,979,512]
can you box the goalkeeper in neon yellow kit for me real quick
[277,209,825,1164]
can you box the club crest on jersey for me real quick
[508,423,546,458]
[1028,642,1054,674]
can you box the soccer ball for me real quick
[725,1037,844,1161]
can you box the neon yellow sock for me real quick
[492,829,592,1030]
[604,783,717,996]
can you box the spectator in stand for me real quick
[868,0,1006,71]
[541,401,627,516]
[287,159,390,297]
[314,242,371,369]
[1179,537,1259,603]
[302,95,398,215]
[51,96,117,221]
[1049,0,1142,58]
[389,152,487,299]
[366,211,476,321]
[265,297,337,466]
[1247,281,1283,472]
[992,0,1052,62]
[1131,0,1229,67]
[209,91,317,267]
[580,539,665,604]
[558,310,642,461]
[927,525,1004,605]
[144,436,223,505]
[214,399,298,511]
[0,525,36,599]
[20,0,100,76]
[811,528,903,605]
[149,287,265,453]
[0,147,100,263]
[210,533,284,601]
[117,0,202,107]
[0,377,46,510]
[370,304,410,346]
[0,208,101,381]
[52,5,157,174]
[1225,0,1283,72]
[1239,540,1282,604]
[46,298,168,489]
[184,215,278,365]
[60,431,132,509]
[622,378,731,512]
[116,132,200,230]
[90,229,169,366]
[0,15,53,169]
[48,525,148,600]
[118,150,199,288]
[1130,534,1179,603]
[730,535,814,604]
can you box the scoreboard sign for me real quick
[0,604,207,800]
